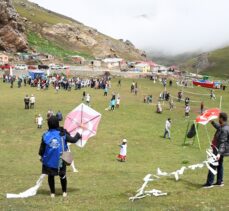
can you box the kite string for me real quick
[170,95,202,103]
[182,90,210,96]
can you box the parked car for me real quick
[49,64,60,69]
[38,64,49,70]
[59,64,70,69]
[0,64,14,70]
[15,64,28,70]
[49,64,69,69]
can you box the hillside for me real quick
[148,51,199,67]
[0,0,28,51]
[6,0,145,60]
[180,47,229,78]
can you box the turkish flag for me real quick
[196,108,221,125]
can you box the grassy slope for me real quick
[0,78,229,210]
[204,47,229,77]
[13,0,73,25]
[13,0,94,60]
[181,47,229,78]
[27,32,93,60]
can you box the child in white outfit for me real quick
[117,139,127,162]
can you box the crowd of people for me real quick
[2,71,228,199]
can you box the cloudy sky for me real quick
[29,0,229,55]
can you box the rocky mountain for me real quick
[0,0,28,52]
[1,0,145,60]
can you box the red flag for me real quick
[196,108,220,125]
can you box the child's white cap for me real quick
[123,139,127,143]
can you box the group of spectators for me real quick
[24,94,36,109]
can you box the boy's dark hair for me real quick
[48,116,59,129]
[219,112,228,122]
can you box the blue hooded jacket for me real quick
[42,129,67,169]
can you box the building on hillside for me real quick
[70,55,85,64]
[135,63,151,73]
[0,54,9,65]
[36,53,54,61]
[102,58,123,69]
[17,53,54,62]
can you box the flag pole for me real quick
[219,96,222,110]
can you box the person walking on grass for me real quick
[134,82,138,95]
[185,105,191,118]
[39,116,82,198]
[164,118,171,139]
[200,101,204,114]
[37,114,43,129]
[56,111,63,122]
[86,93,91,106]
[118,79,121,87]
[116,97,120,108]
[110,98,116,111]
[30,94,35,109]
[24,94,30,109]
[131,82,135,93]
[169,98,174,111]
[117,139,127,162]
[156,102,162,114]
[210,89,216,101]
[82,91,86,101]
[203,112,229,188]
[104,85,108,96]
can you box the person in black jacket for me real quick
[203,112,229,188]
[24,95,30,109]
[39,116,81,197]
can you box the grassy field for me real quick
[27,32,94,61]
[0,78,229,211]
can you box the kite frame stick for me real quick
[204,125,211,145]
[219,96,223,110]
[183,120,190,146]
[193,123,201,150]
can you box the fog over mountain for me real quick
[30,0,229,55]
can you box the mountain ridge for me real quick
[1,0,145,61]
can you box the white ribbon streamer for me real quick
[130,149,218,202]
[6,174,46,199]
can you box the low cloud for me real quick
[30,0,229,55]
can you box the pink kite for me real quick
[196,108,221,125]
[64,103,101,148]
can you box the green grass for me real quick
[204,47,229,77]
[0,78,229,210]
[14,0,73,25]
[27,32,94,60]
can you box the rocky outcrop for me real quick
[42,23,98,47]
[41,23,144,59]
[11,0,144,60]
[0,0,28,52]
[195,53,210,70]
